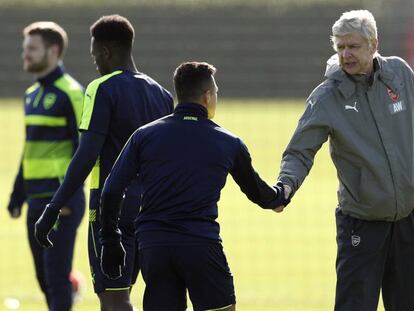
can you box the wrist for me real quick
[99,227,122,245]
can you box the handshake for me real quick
[272,181,292,213]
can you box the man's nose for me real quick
[342,48,351,58]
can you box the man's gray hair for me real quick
[331,10,378,51]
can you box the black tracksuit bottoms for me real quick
[335,208,414,311]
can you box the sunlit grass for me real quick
[0,98,385,310]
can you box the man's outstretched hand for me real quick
[273,182,292,213]
[34,204,60,248]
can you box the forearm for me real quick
[49,153,93,208]
[10,163,26,206]
[231,140,281,209]
[100,135,140,239]
[99,191,123,242]
[278,149,315,194]
[278,102,330,194]
[247,174,281,209]
[49,131,105,209]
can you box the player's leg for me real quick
[129,234,140,294]
[44,189,85,311]
[26,198,51,307]
[175,244,236,311]
[382,211,414,311]
[334,208,391,311]
[89,208,136,311]
[140,246,187,311]
[124,186,141,294]
[98,290,133,311]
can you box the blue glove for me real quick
[34,204,60,248]
[100,237,126,280]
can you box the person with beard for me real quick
[6,21,85,311]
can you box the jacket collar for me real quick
[38,65,64,86]
[174,102,208,119]
[376,58,403,94]
[324,54,403,98]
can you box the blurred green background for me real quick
[0,99,386,311]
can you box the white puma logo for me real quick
[345,101,359,112]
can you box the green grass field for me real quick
[0,99,385,311]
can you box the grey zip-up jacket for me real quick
[278,55,414,221]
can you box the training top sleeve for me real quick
[10,162,27,207]
[230,138,280,209]
[49,131,105,209]
[100,130,141,241]
[278,96,330,194]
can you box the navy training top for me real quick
[11,65,83,202]
[101,102,281,249]
[78,70,173,220]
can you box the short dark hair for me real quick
[23,21,68,57]
[173,62,217,103]
[90,15,135,50]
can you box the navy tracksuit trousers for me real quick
[335,208,414,311]
[27,189,84,311]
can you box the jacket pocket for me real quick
[336,160,361,204]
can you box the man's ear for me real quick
[203,89,211,105]
[371,38,378,54]
[48,45,60,59]
[102,45,111,60]
[200,89,209,106]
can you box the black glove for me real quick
[100,238,126,280]
[7,199,22,218]
[99,191,125,279]
[34,204,60,248]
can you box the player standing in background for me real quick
[6,21,85,311]
[34,15,173,311]
[276,10,414,311]
[99,61,288,311]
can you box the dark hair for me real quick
[23,21,68,57]
[90,15,134,50]
[173,62,217,103]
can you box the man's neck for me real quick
[34,64,58,80]
[110,57,137,73]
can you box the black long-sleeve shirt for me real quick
[101,103,281,249]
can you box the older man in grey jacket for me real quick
[277,9,414,311]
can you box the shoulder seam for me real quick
[309,79,335,104]
[86,70,123,90]
[25,82,40,95]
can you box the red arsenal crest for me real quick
[387,88,399,102]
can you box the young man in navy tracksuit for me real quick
[34,15,173,311]
[99,61,288,311]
